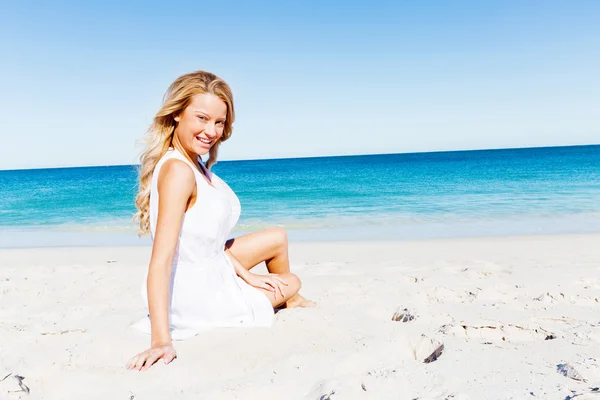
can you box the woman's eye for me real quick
[217,121,225,125]
[198,115,207,121]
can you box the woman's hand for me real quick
[243,273,288,301]
[126,343,177,371]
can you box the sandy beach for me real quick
[1,234,599,399]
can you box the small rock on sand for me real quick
[392,307,416,322]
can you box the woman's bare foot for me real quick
[285,293,317,308]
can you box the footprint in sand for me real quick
[455,261,513,279]
[441,321,555,343]
[304,378,340,399]
[0,373,30,396]
[426,287,479,304]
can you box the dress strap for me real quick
[168,148,215,188]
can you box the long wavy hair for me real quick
[133,70,235,236]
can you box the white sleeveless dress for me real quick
[132,148,274,340]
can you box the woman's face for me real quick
[174,93,227,157]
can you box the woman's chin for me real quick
[192,144,211,157]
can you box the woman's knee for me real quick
[267,227,288,250]
[285,272,301,293]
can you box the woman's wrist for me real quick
[151,336,172,347]
[237,268,253,282]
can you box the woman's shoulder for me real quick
[153,148,176,170]
[152,149,195,186]
[157,158,196,192]
[155,148,194,173]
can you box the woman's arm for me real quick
[225,248,287,302]
[127,159,196,370]
[225,248,251,281]
[147,159,195,344]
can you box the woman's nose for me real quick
[204,123,217,137]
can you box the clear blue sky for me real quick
[1,0,599,169]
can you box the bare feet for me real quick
[285,293,317,308]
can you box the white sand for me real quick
[1,234,599,399]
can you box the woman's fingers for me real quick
[128,353,146,370]
[141,351,163,371]
[163,352,176,364]
[264,281,278,299]
[271,279,286,299]
[260,280,275,292]
[134,352,149,371]
[126,355,138,369]
[251,275,289,301]
[262,275,287,300]
[127,346,176,371]
[270,278,285,300]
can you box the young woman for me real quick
[127,70,315,372]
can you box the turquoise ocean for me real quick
[0,145,599,248]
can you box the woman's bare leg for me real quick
[255,273,302,308]
[225,228,316,308]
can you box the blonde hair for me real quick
[133,70,235,236]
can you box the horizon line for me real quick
[1,143,598,172]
